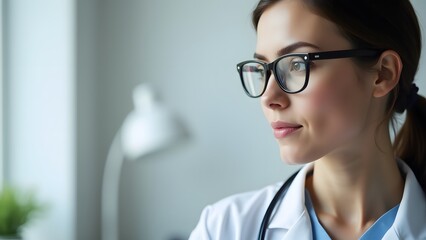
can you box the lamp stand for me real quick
[101,129,124,240]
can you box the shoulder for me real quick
[208,182,282,220]
[189,165,311,240]
[189,182,282,240]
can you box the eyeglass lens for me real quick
[241,63,266,97]
[241,55,307,96]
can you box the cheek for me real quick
[309,80,357,117]
[301,64,370,145]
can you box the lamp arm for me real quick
[101,128,124,240]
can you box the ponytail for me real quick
[394,94,426,193]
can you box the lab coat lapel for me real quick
[265,211,313,240]
[281,211,313,240]
[382,161,426,239]
[266,164,314,240]
[264,160,426,240]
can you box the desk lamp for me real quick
[101,84,185,240]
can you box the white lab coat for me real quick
[189,161,426,240]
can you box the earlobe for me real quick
[372,50,403,98]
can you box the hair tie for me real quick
[406,83,419,110]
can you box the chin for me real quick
[279,153,312,165]
[279,148,320,165]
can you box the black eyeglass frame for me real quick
[236,49,382,98]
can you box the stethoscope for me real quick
[258,169,301,240]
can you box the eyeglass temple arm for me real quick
[308,49,381,61]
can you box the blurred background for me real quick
[1,0,426,239]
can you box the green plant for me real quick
[0,186,41,237]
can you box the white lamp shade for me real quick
[120,84,184,160]
[121,106,183,160]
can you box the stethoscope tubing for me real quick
[258,169,301,240]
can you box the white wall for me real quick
[4,0,76,239]
[413,0,426,89]
[3,1,426,240]
[97,1,426,239]
[75,0,100,239]
[0,0,4,184]
[96,1,294,239]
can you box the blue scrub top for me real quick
[305,190,399,240]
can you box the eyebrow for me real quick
[254,42,320,61]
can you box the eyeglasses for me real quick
[236,49,381,98]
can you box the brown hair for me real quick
[252,0,426,192]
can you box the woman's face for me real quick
[257,0,378,164]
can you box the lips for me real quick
[271,121,302,138]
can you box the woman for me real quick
[190,0,426,239]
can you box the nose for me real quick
[261,75,290,110]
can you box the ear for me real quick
[372,50,403,98]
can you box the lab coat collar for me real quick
[386,160,426,239]
[268,163,313,231]
[266,160,426,239]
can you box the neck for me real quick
[305,133,404,238]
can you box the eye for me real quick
[290,61,306,72]
[251,64,266,78]
[252,64,261,71]
[257,65,266,77]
